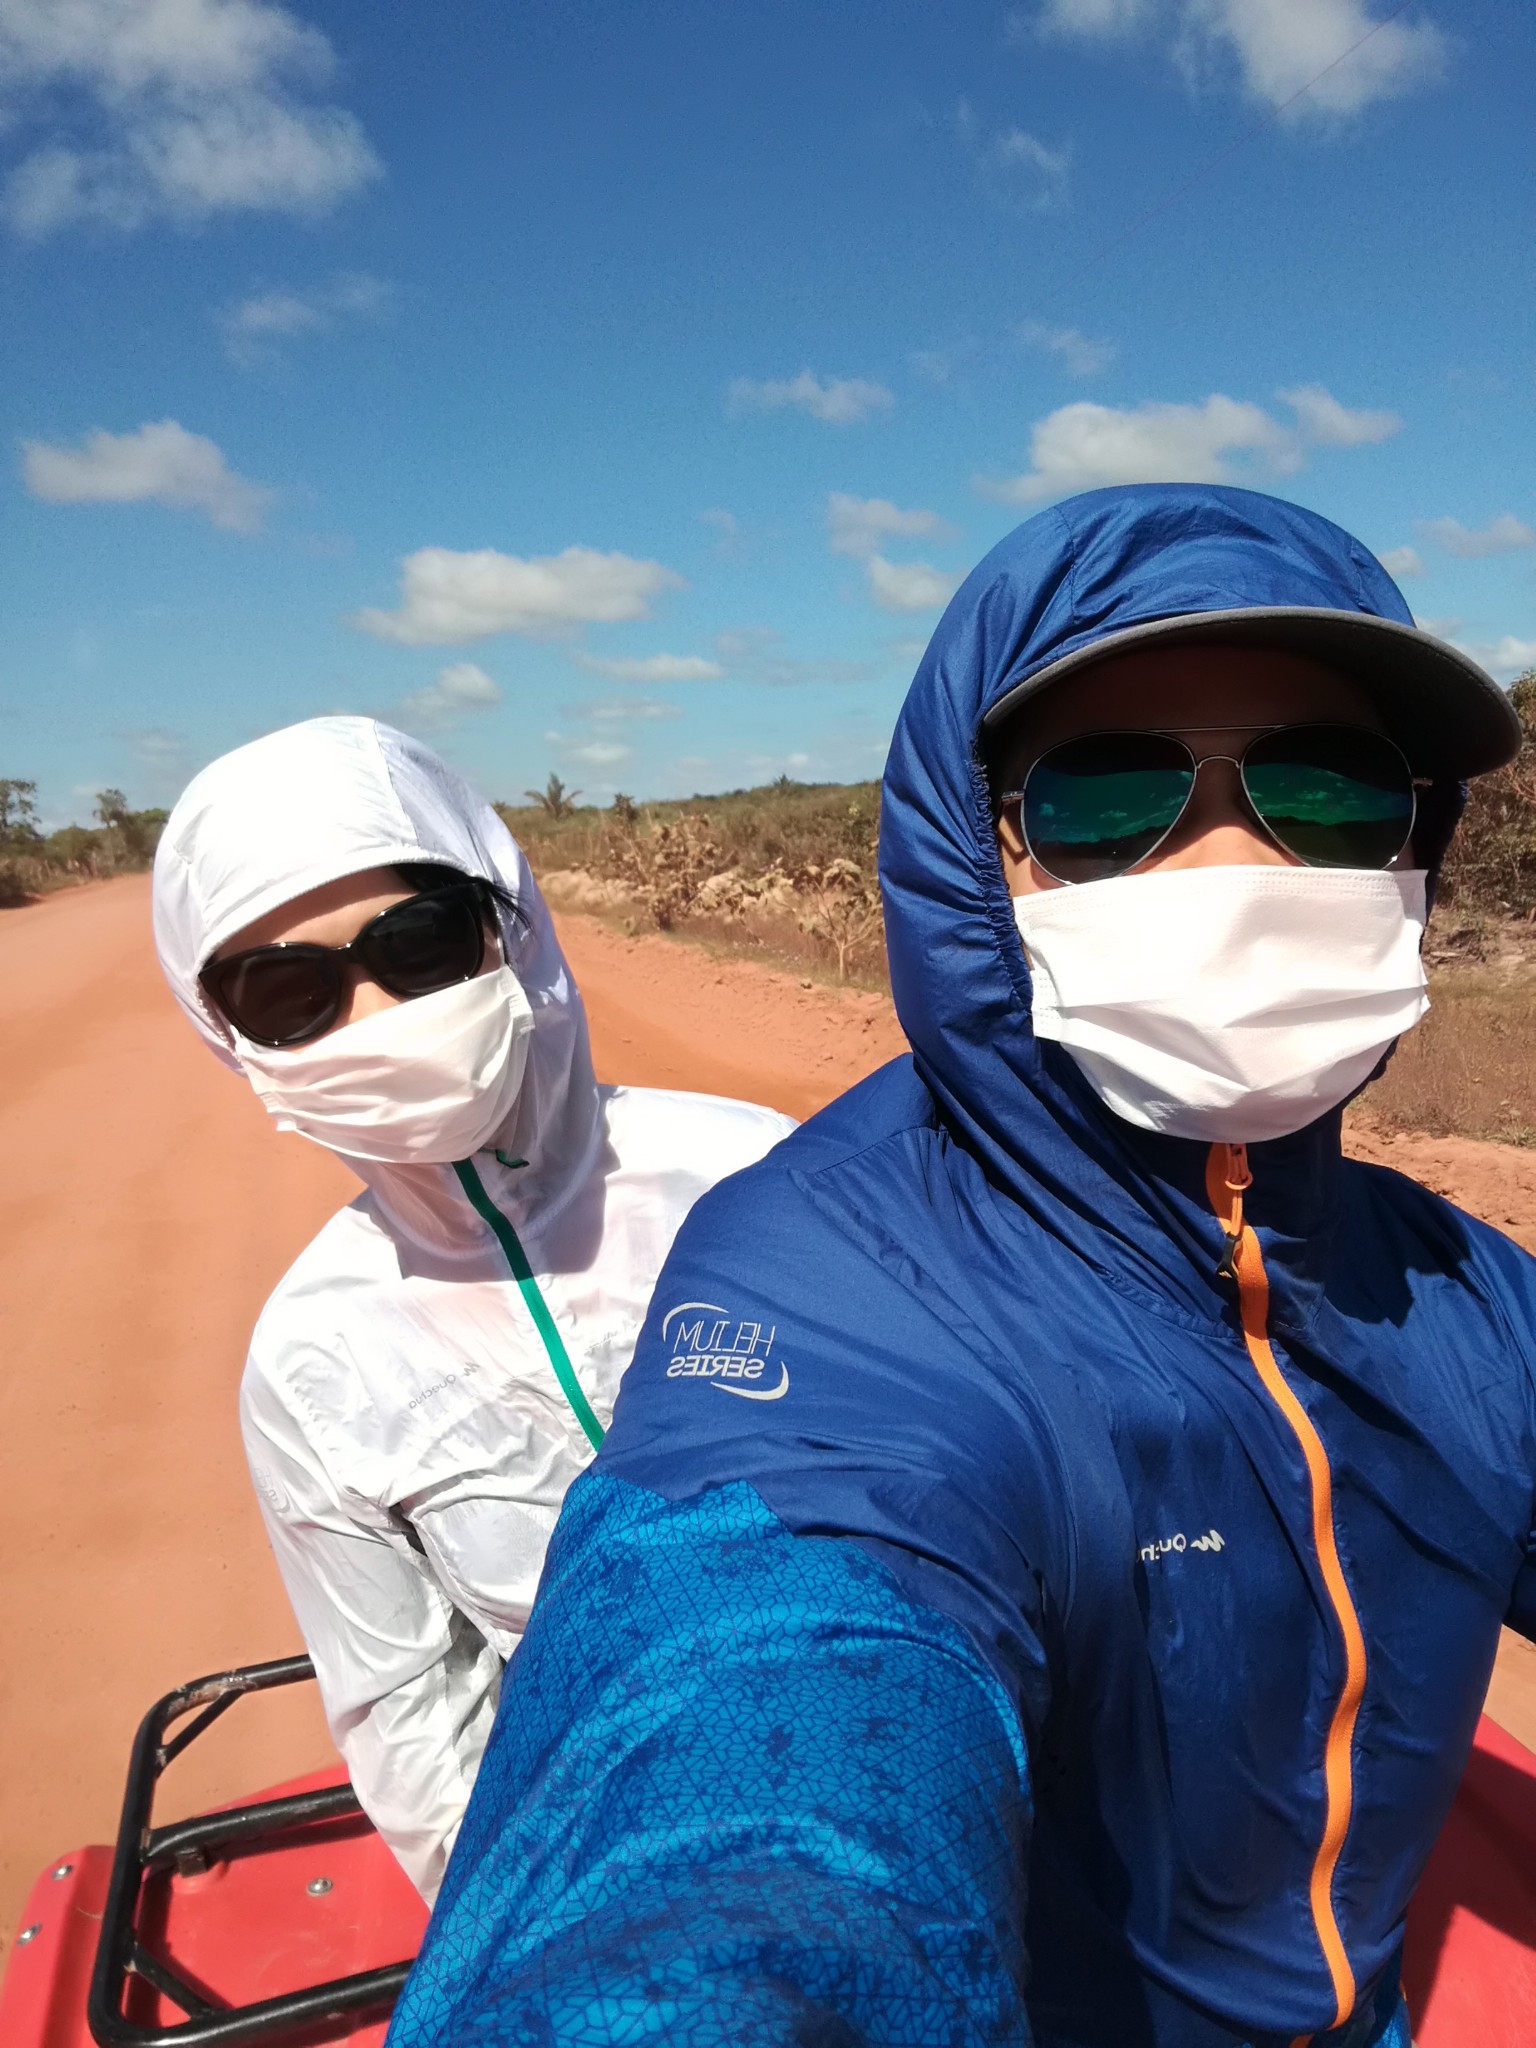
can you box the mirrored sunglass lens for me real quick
[366,891,484,995]
[223,953,339,1044]
[1243,727,1413,870]
[1025,735,1194,882]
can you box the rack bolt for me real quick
[306,1876,334,1896]
[17,1925,41,1945]
[51,1864,73,1881]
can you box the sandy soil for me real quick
[1342,1120,1536,1257]
[1,874,1533,1950]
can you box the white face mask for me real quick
[1012,866,1429,1144]
[236,964,535,1165]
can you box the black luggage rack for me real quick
[89,1655,413,2047]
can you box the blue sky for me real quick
[2,0,1533,824]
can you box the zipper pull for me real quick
[1211,1142,1252,1283]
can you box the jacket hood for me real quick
[153,716,601,1246]
[879,483,1463,1318]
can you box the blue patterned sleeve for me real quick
[385,1472,1036,2048]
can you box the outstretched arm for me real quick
[386,1472,1036,2048]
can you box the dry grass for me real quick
[497,778,881,878]
[499,779,887,984]
[1356,963,1536,1147]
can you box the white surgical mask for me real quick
[236,964,535,1164]
[1012,866,1429,1143]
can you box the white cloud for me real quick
[989,126,1070,203]
[955,98,1069,210]
[1419,514,1536,560]
[1024,0,1444,119]
[1416,622,1536,681]
[824,495,963,612]
[1378,545,1424,579]
[976,384,1400,502]
[1182,0,1446,118]
[120,724,187,769]
[826,492,954,560]
[979,394,1282,502]
[1277,382,1399,446]
[910,346,960,386]
[1484,637,1536,677]
[565,740,632,768]
[1019,320,1117,377]
[0,0,382,236]
[566,696,681,724]
[728,369,894,427]
[865,557,964,613]
[22,418,272,531]
[396,662,500,728]
[220,269,388,366]
[352,546,684,647]
[575,651,723,683]
[1030,0,1148,35]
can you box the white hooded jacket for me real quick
[153,717,794,1899]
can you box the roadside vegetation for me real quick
[1354,672,1536,1146]
[499,774,887,985]
[0,783,168,907]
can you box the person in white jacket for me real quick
[151,715,795,1902]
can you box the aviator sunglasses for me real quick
[998,723,1418,887]
[201,880,505,1049]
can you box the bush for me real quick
[1438,672,1536,917]
[611,813,725,931]
[497,776,881,878]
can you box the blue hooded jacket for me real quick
[386,486,1536,2048]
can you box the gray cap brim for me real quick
[982,608,1520,779]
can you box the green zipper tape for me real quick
[452,1158,605,1451]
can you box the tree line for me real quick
[0,781,168,905]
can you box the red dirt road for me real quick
[1,874,1533,1951]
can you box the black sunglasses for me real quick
[998,723,1418,888]
[202,882,503,1048]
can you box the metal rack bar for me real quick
[87,1656,413,2048]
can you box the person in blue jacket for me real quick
[385,483,1536,2048]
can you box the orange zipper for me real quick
[1205,1141,1367,2042]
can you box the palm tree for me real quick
[524,773,581,818]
